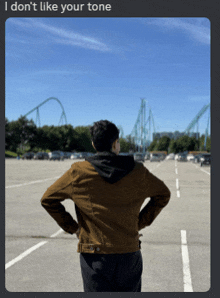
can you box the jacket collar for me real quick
[86,151,135,184]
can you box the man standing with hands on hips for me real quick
[41,120,171,292]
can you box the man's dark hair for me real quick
[90,120,119,152]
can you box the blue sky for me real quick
[5,17,210,139]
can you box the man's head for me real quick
[90,120,120,154]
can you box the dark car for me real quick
[193,154,202,163]
[134,153,145,162]
[150,153,161,162]
[34,152,49,160]
[22,152,34,160]
[48,151,64,161]
[177,153,187,162]
[199,153,211,166]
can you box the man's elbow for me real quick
[40,192,50,208]
[164,188,171,206]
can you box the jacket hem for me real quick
[77,241,141,254]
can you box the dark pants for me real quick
[80,250,143,292]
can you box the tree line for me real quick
[5,116,210,156]
[147,134,211,153]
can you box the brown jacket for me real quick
[41,154,171,254]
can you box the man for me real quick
[41,120,171,292]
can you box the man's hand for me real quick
[76,228,80,239]
[135,233,143,241]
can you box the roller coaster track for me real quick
[184,103,210,149]
[184,103,210,135]
[23,97,67,126]
[131,98,156,153]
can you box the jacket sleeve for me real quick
[138,168,171,231]
[41,168,79,234]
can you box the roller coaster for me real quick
[130,98,156,154]
[130,99,210,152]
[23,97,67,127]
[24,97,210,150]
[184,103,210,149]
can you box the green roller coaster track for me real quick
[23,97,67,127]
[184,103,210,149]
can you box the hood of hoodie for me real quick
[86,152,135,184]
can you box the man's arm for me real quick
[138,168,171,231]
[41,169,79,234]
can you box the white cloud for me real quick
[7,18,111,52]
[141,18,210,45]
[187,95,210,102]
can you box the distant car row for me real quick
[21,151,95,161]
[133,152,165,162]
[133,151,211,166]
[165,152,211,166]
[21,151,211,167]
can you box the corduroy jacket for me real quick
[41,155,171,254]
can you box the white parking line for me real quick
[176,178,180,190]
[193,163,210,176]
[5,229,64,270]
[200,168,210,175]
[181,230,193,292]
[175,164,180,197]
[6,176,60,189]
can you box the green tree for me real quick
[206,136,211,152]
[156,136,171,152]
[175,135,197,152]
[74,126,94,152]
[168,139,177,153]
[5,116,37,153]
[147,139,158,151]
[119,138,131,152]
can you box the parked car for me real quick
[63,152,72,159]
[159,153,166,161]
[199,153,211,166]
[166,153,175,160]
[144,152,150,160]
[177,153,187,162]
[134,153,145,162]
[150,153,161,162]
[187,154,195,162]
[48,151,64,161]
[71,153,81,160]
[34,152,49,160]
[193,154,202,163]
[22,152,34,160]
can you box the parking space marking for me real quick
[175,175,180,198]
[6,176,60,189]
[176,178,179,190]
[181,230,193,292]
[200,168,210,175]
[193,164,210,176]
[5,229,63,270]
[175,162,181,198]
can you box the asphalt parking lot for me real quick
[5,158,210,292]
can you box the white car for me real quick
[187,154,195,162]
[48,151,64,161]
[166,153,175,160]
[70,153,81,160]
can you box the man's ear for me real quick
[111,139,117,150]
[92,141,96,150]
